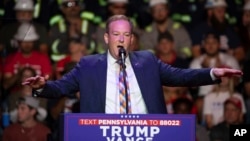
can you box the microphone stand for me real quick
[118,46,129,114]
[120,61,129,114]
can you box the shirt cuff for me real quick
[32,88,43,97]
[210,68,217,81]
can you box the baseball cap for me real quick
[10,96,47,122]
[149,0,168,7]
[224,97,242,110]
[17,96,40,108]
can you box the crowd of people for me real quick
[0,0,250,141]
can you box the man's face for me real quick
[151,4,168,23]
[17,103,35,123]
[19,41,34,54]
[203,36,220,56]
[109,3,127,15]
[104,20,133,59]
[16,11,33,22]
[62,0,81,17]
[175,103,190,114]
[224,103,241,125]
[157,39,174,55]
[69,42,86,54]
[211,7,226,22]
[21,69,35,82]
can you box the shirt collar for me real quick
[107,50,131,67]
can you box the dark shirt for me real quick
[209,122,229,141]
[191,22,241,50]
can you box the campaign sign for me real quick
[60,114,195,141]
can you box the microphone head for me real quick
[118,46,126,57]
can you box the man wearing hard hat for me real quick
[49,0,97,62]
[0,0,49,56]
[2,0,50,27]
[2,23,52,90]
[140,0,192,59]
[191,0,242,59]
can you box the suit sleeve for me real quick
[38,61,81,98]
[157,56,220,87]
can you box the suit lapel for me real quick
[96,53,107,112]
[129,52,149,106]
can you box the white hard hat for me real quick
[14,0,34,11]
[205,0,227,9]
[108,0,128,3]
[14,23,39,41]
[149,0,168,7]
[244,1,250,11]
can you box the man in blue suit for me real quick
[22,15,242,114]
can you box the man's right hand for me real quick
[22,75,49,89]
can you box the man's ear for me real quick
[31,108,37,117]
[130,34,134,45]
[104,33,109,44]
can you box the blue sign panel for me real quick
[60,114,195,141]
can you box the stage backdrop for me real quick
[60,113,195,141]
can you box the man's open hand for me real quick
[22,75,49,89]
[212,68,243,78]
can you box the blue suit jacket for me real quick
[41,51,219,113]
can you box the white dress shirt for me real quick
[105,51,148,114]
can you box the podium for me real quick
[60,113,195,141]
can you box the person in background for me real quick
[237,1,250,62]
[156,31,190,68]
[156,31,192,112]
[2,0,50,28]
[140,0,192,59]
[168,0,207,33]
[0,0,49,56]
[163,86,191,114]
[172,98,209,141]
[191,0,242,59]
[129,32,141,51]
[49,0,97,62]
[209,97,244,141]
[3,23,52,91]
[7,67,47,112]
[2,96,50,141]
[190,32,240,96]
[203,75,246,129]
[48,61,80,141]
[55,37,88,79]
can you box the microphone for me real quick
[118,46,126,69]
